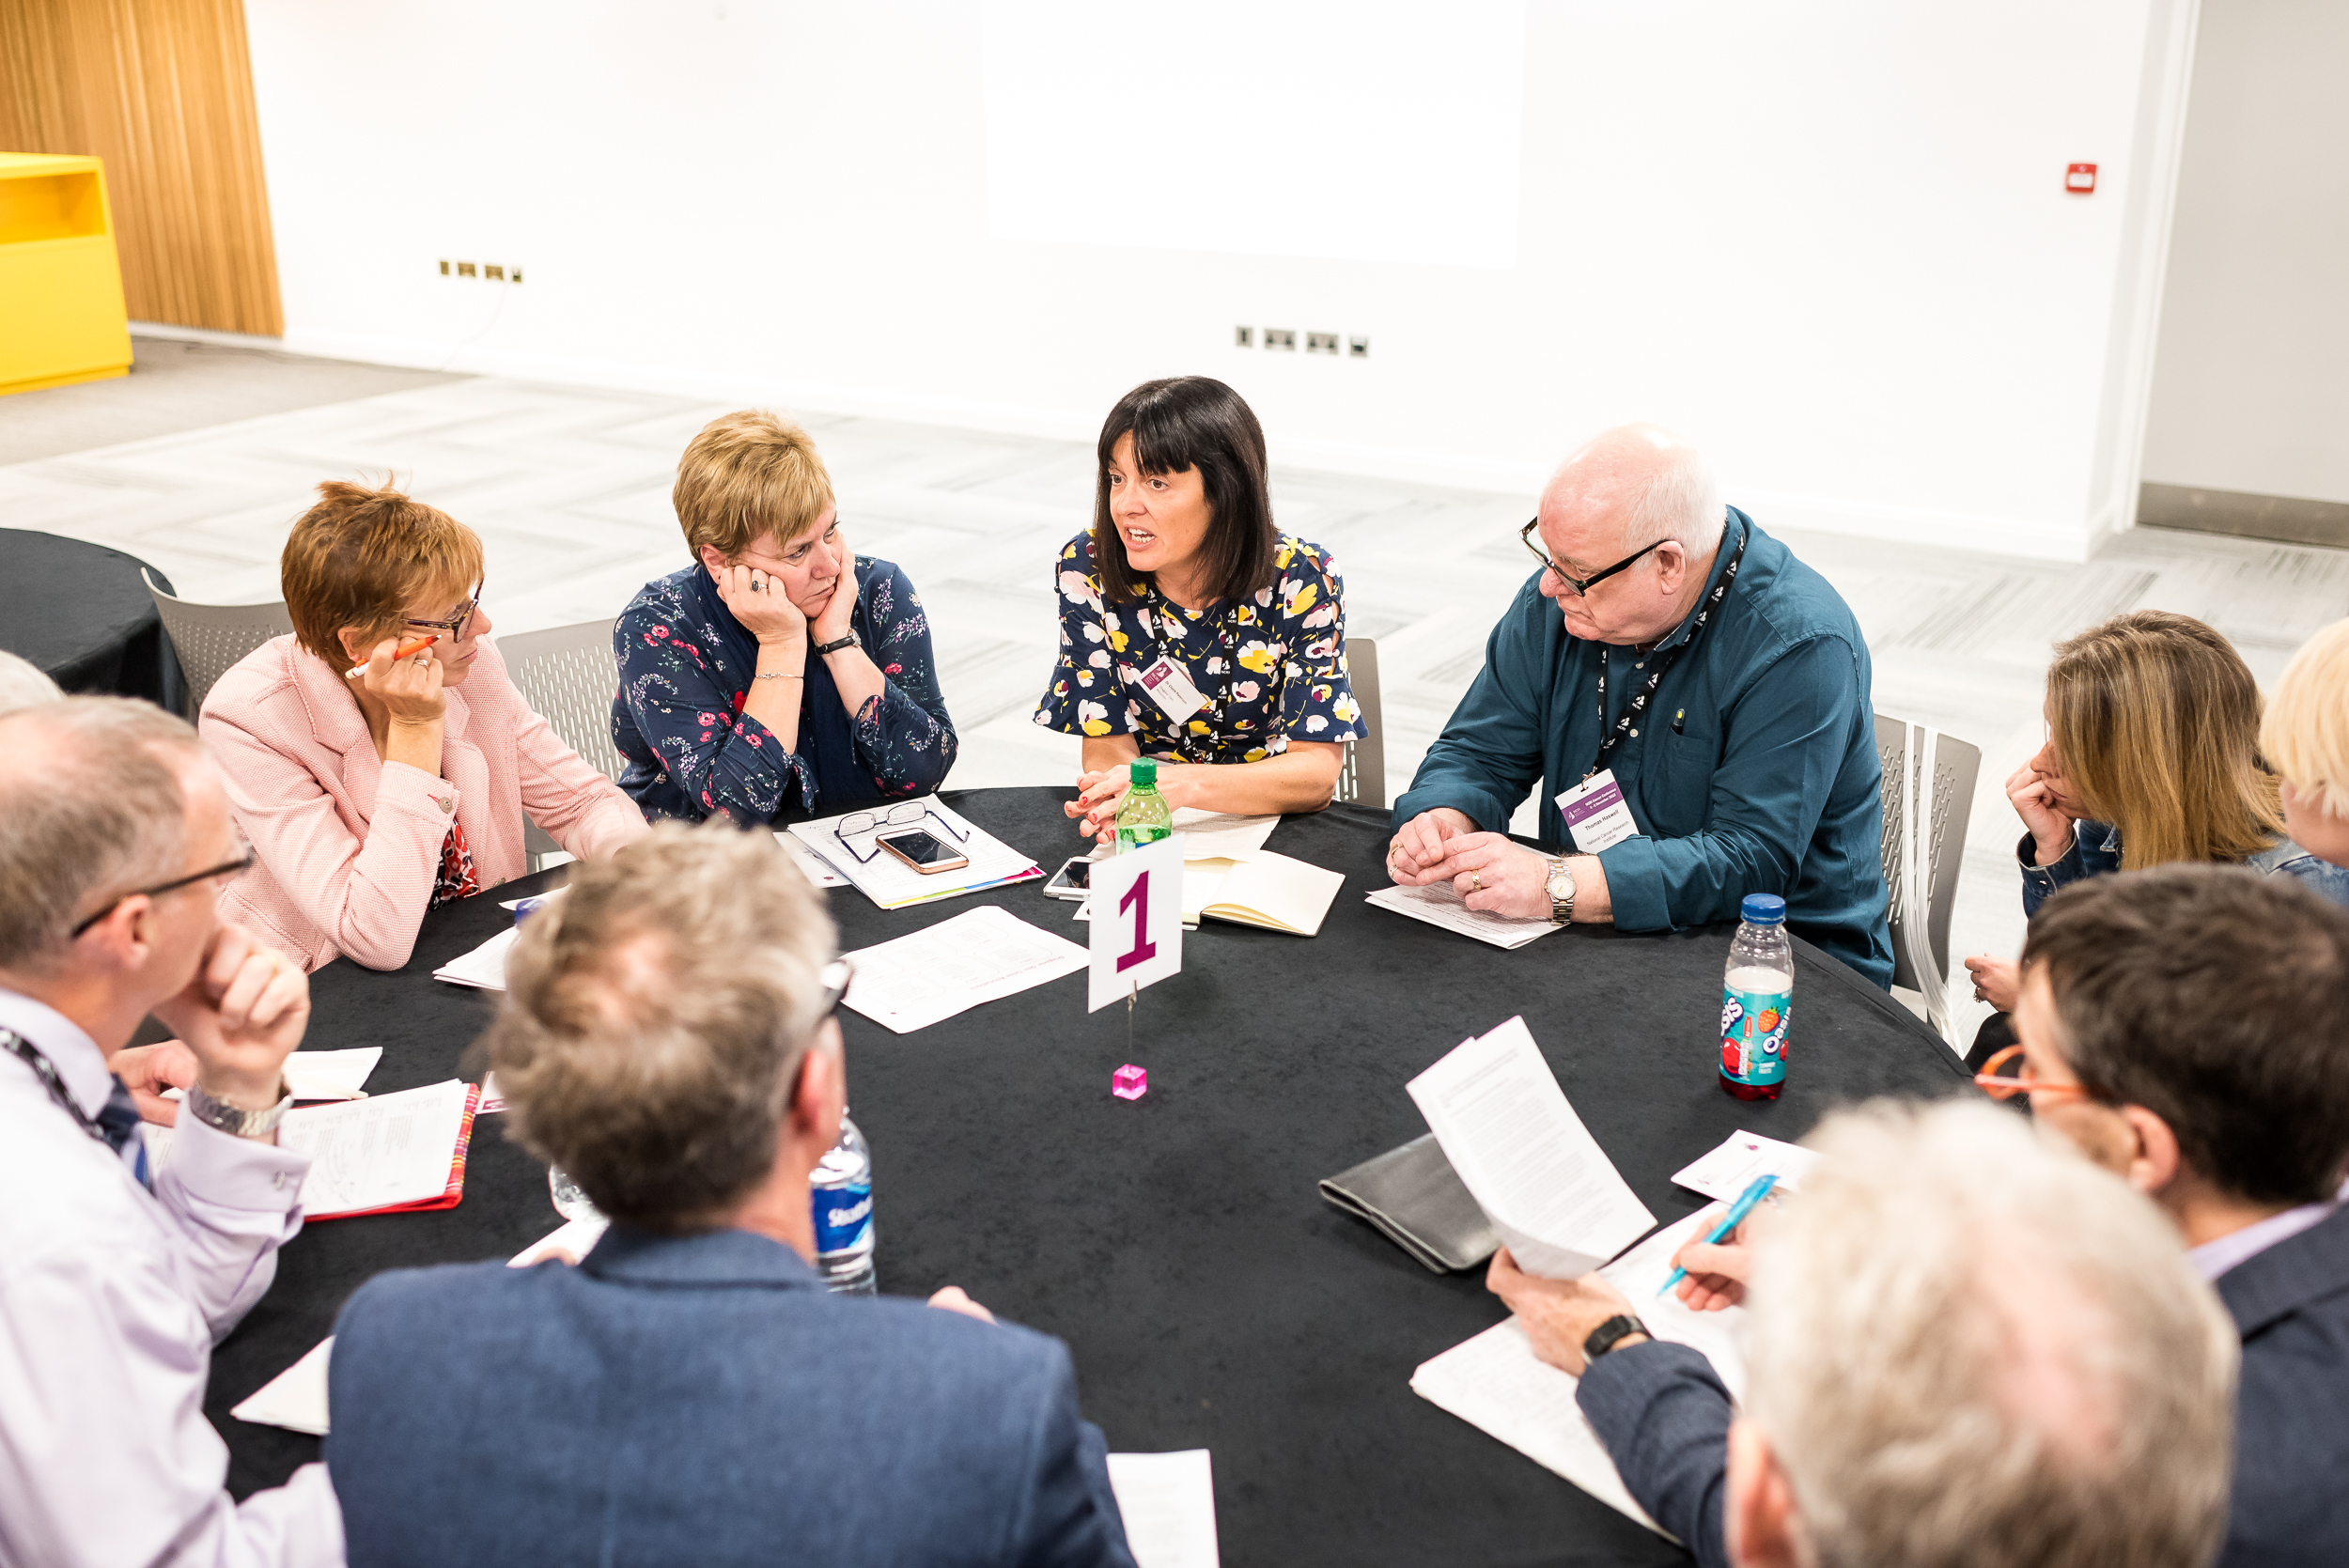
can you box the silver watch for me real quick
[1546,857,1577,926]
[186,1079,293,1139]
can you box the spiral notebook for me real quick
[284,1079,481,1220]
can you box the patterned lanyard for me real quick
[1586,518,1749,782]
[0,1027,121,1153]
[1144,593,1239,761]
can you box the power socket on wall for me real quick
[1239,325,1365,358]
[440,259,524,284]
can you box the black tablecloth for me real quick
[210,788,1968,1565]
[0,528,184,708]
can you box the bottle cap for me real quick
[1130,759,1157,787]
[1740,893,1787,925]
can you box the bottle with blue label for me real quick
[810,1110,876,1295]
[1719,893,1793,1102]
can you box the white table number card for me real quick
[1088,835,1184,1012]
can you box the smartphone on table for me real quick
[1043,855,1096,900]
[877,829,972,876]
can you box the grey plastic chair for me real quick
[494,618,625,868]
[1334,636,1385,808]
[1875,712,1982,1048]
[141,568,294,720]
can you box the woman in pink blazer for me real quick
[201,480,649,971]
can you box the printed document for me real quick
[790,799,1041,910]
[231,1337,334,1436]
[1170,807,1279,861]
[1407,1017,1655,1278]
[1105,1450,1221,1568]
[1411,1209,1751,1538]
[283,1079,473,1218]
[1366,881,1560,950]
[842,906,1087,1032]
[1672,1129,1819,1203]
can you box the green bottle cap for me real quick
[1130,759,1157,787]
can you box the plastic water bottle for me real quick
[1720,893,1794,1101]
[810,1111,877,1295]
[1115,758,1174,853]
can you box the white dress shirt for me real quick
[0,987,344,1567]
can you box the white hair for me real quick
[1745,1099,2236,1568]
[1547,424,1722,555]
[0,650,61,716]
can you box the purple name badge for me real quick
[1561,777,1625,828]
[1556,768,1639,853]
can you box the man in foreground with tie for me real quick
[0,697,340,1566]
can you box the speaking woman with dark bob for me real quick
[1033,377,1364,842]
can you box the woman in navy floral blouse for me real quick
[1034,377,1363,845]
[613,411,956,824]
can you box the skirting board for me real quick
[274,326,2096,563]
[2138,483,2349,551]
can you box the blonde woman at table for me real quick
[1033,377,1365,845]
[200,480,649,971]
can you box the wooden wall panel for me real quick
[0,0,283,335]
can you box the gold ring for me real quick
[1470,872,1483,893]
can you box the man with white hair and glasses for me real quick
[1388,425,1893,985]
[1489,1097,2237,1568]
[0,697,339,1566]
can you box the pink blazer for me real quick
[199,634,648,972]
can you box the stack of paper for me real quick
[284,1079,481,1220]
[841,906,1088,1032]
[1406,1017,1655,1278]
[771,831,849,889]
[1104,1450,1221,1568]
[1672,1129,1819,1202]
[232,1337,334,1436]
[1366,881,1560,949]
[1410,1208,1751,1538]
[433,925,519,990]
[790,799,1041,910]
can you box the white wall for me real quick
[242,0,2195,562]
[2141,0,2349,505]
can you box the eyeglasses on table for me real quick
[831,802,970,864]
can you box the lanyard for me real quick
[0,1028,118,1153]
[1585,518,1749,781]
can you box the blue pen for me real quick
[1657,1172,1778,1297]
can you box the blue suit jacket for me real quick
[2215,1204,2349,1568]
[326,1225,1134,1568]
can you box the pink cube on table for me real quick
[1112,1063,1148,1101]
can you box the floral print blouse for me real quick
[612,556,957,824]
[1033,529,1363,763]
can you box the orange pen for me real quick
[346,635,438,679]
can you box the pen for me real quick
[346,635,438,679]
[1657,1172,1777,1297]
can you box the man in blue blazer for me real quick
[325,826,1134,1568]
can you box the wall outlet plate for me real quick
[1348,336,1369,358]
[1306,331,1340,354]
[1264,328,1297,350]
[1234,324,1253,348]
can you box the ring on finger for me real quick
[1470,871,1483,893]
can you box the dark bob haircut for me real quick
[1092,377,1277,607]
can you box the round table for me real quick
[208,788,1968,1566]
[0,527,183,708]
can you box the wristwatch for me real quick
[185,1079,293,1140]
[1546,857,1577,926]
[1582,1313,1651,1364]
[812,634,859,657]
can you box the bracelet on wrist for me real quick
[754,671,803,682]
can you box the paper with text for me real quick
[1672,1129,1819,1203]
[1366,881,1559,949]
[231,1337,333,1436]
[283,1079,473,1218]
[1105,1450,1221,1568]
[791,799,1041,909]
[1407,1017,1655,1278]
[843,906,1088,1032]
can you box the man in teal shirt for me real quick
[1389,425,1893,986]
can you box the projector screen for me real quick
[980,0,1526,270]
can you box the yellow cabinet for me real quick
[0,152,133,396]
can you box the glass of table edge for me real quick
[207,785,1967,1567]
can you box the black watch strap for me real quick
[1582,1313,1650,1364]
[813,634,859,657]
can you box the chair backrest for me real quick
[142,568,295,720]
[1335,636,1385,808]
[493,618,623,865]
[1874,712,1982,1046]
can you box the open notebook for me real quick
[1081,850,1345,938]
[138,1079,479,1219]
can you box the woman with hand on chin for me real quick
[613,411,956,824]
[1034,377,1364,843]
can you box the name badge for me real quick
[1138,657,1208,724]
[1556,768,1640,854]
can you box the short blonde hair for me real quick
[2262,618,2349,820]
[484,822,837,1232]
[1746,1099,2236,1568]
[673,411,835,560]
[280,479,484,665]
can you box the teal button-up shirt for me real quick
[1393,509,1893,986]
